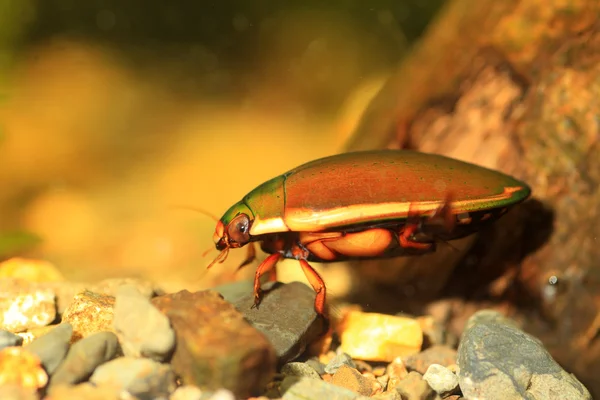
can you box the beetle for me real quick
[208,149,531,318]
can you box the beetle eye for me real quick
[228,213,251,245]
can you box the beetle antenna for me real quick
[202,245,215,258]
[207,248,229,269]
[167,204,220,222]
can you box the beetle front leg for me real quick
[252,253,282,309]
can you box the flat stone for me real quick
[61,290,115,342]
[457,310,592,400]
[213,280,255,304]
[422,364,458,396]
[90,356,176,399]
[403,345,457,374]
[0,329,23,349]
[232,281,326,365]
[25,322,73,375]
[280,376,370,400]
[0,346,48,391]
[0,258,64,282]
[113,284,174,361]
[0,278,56,333]
[281,362,322,379]
[337,311,423,362]
[152,289,276,399]
[50,331,120,387]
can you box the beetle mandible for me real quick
[208,150,531,318]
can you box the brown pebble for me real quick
[403,345,457,374]
[322,373,333,382]
[0,347,48,391]
[330,365,379,396]
[152,290,276,399]
[372,366,387,377]
[395,371,434,400]
[62,290,115,342]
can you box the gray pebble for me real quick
[422,363,458,396]
[0,330,23,349]
[113,284,175,362]
[90,356,176,400]
[458,310,592,400]
[25,322,72,375]
[305,358,326,375]
[50,331,120,387]
[280,376,369,399]
[324,352,356,374]
[282,362,322,379]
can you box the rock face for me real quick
[457,311,592,400]
[151,289,277,398]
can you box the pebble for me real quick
[457,310,592,400]
[16,324,57,345]
[403,345,457,374]
[0,384,39,400]
[25,322,73,375]
[50,331,120,387]
[280,376,370,399]
[152,289,276,399]
[0,257,64,282]
[281,362,322,379]
[61,290,115,342]
[422,363,458,396]
[330,365,380,396]
[0,278,57,333]
[46,382,121,400]
[305,357,326,375]
[232,281,326,365]
[42,281,87,315]
[325,352,357,374]
[0,346,48,391]
[90,356,176,399]
[170,384,203,400]
[337,311,422,362]
[89,277,162,299]
[113,284,175,361]
[0,329,24,349]
[393,371,434,400]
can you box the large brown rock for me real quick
[152,290,276,398]
[344,0,600,395]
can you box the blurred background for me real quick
[0,0,445,293]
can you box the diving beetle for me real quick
[208,150,531,317]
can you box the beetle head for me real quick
[213,201,254,250]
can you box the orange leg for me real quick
[252,253,282,309]
[298,259,327,317]
[398,224,432,250]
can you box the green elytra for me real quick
[217,149,531,236]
